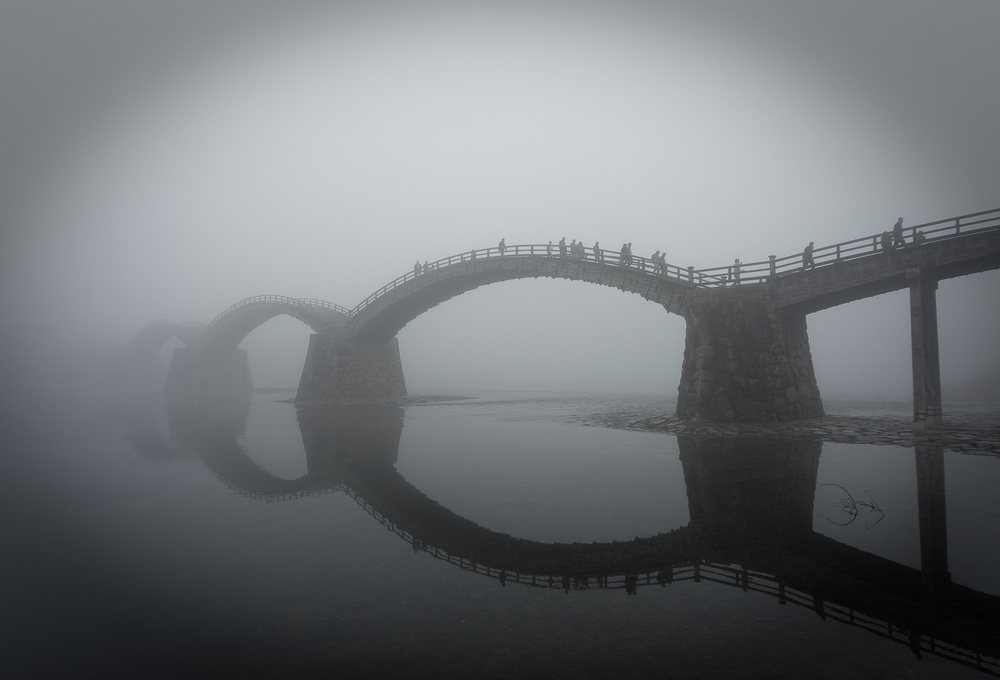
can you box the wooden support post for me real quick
[907,267,942,428]
[915,445,951,595]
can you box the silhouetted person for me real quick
[732,258,741,285]
[802,242,815,269]
[593,241,603,263]
[620,243,629,266]
[892,217,905,248]
[559,237,567,257]
[627,242,633,265]
[547,240,553,256]
[423,261,429,273]
[881,231,892,253]
[414,260,422,276]
[914,230,926,244]
[498,238,506,255]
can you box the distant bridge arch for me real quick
[160,296,349,398]
[200,295,350,352]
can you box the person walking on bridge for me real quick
[498,238,506,256]
[559,237,567,257]
[802,242,815,269]
[892,217,905,248]
[593,241,603,263]
[732,258,741,285]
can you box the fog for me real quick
[2,0,998,401]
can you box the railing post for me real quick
[687,266,694,284]
[955,218,961,234]
[835,245,841,260]
[769,255,776,277]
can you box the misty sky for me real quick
[1,0,998,399]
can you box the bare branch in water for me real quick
[818,483,886,529]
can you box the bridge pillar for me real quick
[163,347,253,398]
[915,445,951,594]
[907,268,942,429]
[676,286,824,422]
[678,436,821,563]
[296,323,406,405]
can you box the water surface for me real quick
[3,390,999,679]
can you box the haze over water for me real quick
[3,2,1000,677]
[2,0,999,401]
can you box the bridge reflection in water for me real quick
[128,400,1000,677]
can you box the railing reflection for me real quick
[117,399,1000,676]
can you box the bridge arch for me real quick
[347,247,696,343]
[200,295,350,352]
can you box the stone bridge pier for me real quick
[676,286,824,422]
[296,322,407,405]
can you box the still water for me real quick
[3,390,999,679]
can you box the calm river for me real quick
[3,390,999,679]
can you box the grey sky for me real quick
[1,0,997,398]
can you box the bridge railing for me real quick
[348,208,1000,316]
[349,243,695,317]
[205,295,351,330]
[689,207,1000,287]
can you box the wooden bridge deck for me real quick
[774,226,1000,313]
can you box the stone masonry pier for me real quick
[676,285,824,422]
[296,322,407,405]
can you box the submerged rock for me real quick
[629,412,1000,455]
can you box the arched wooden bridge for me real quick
[130,208,1000,425]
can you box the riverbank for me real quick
[630,412,1000,455]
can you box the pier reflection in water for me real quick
[7,393,1000,678]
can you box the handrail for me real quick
[205,295,350,330]
[348,208,999,317]
[349,243,695,317]
[689,207,1000,286]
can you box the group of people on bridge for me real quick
[539,237,671,274]
[413,214,935,287]
[732,216,926,285]
[803,216,927,272]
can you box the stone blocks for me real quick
[676,286,824,422]
[296,323,407,405]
